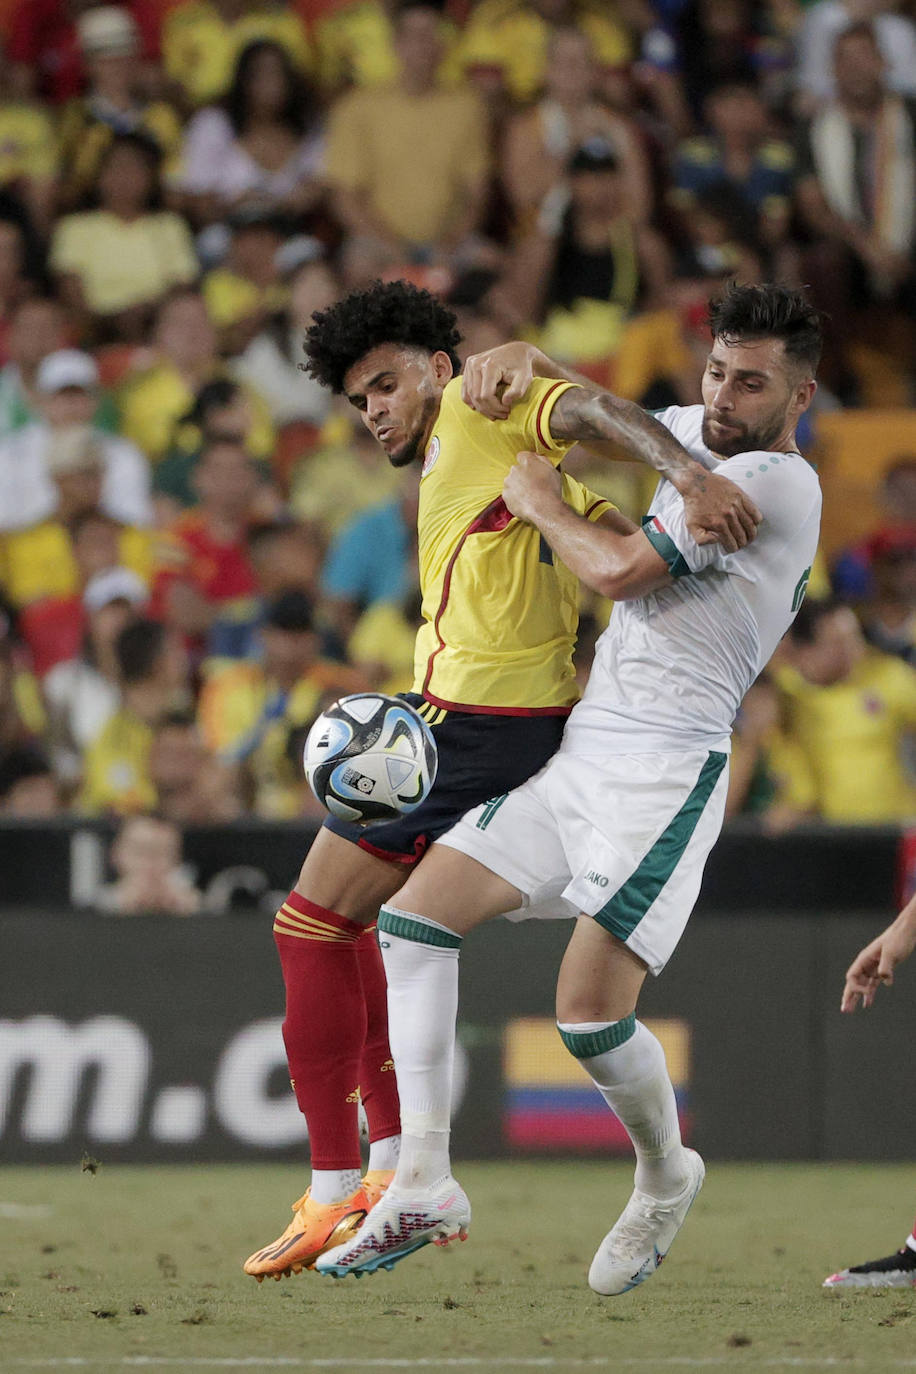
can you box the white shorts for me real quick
[438,749,729,976]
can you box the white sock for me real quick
[378,904,460,1192]
[559,1017,689,1198]
[309,1167,362,1204]
[367,1133,401,1173]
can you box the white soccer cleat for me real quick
[823,1246,916,1289]
[315,1177,471,1279]
[588,1148,705,1296]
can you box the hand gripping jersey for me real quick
[563,404,822,757]
[413,376,612,714]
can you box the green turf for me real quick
[0,1162,914,1373]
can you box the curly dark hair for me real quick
[708,282,824,375]
[302,279,462,394]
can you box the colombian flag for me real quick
[503,1017,691,1152]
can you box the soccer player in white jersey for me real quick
[315,282,824,1295]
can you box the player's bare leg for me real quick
[317,845,520,1277]
[556,917,703,1295]
[244,830,405,1281]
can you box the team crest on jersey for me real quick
[422,436,440,475]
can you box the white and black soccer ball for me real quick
[303,693,438,825]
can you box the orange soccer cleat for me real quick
[243,1173,395,1282]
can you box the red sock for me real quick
[273,892,366,1171]
[355,927,401,1144]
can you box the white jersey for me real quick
[562,404,822,758]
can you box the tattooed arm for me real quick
[462,342,761,552]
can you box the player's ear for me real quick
[796,377,816,414]
[430,350,455,385]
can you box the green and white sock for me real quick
[377,904,461,1191]
[559,1016,689,1198]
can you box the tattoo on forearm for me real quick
[550,387,698,480]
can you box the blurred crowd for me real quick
[0,0,915,907]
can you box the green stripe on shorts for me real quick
[593,751,727,943]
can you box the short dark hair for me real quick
[303,279,462,394]
[0,744,53,801]
[707,282,824,375]
[787,596,842,644]
[115,618,166,684]
[264,589,315,633]
[835,20,880,54]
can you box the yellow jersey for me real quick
[413,376,611,714]
[777,651,916,823]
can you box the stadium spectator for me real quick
[4,0,161,106]
[246,521,323,602]
[457,0,632,105]
[0,348,152,533]
[313,0,461,96]
[324,1,490,285]
[0,298,75,440]
[0,70,57,240]
[197,589,366,817]
[97,813,203,915]
[858,527,916,666]
[671,78,797,278]
[149,710,242,824]
[117,287,275,463]
[7,502,151,680]
[500,25,653,230]
[498,137,671,369]
[202,213,288,357]
[152,376,280,517]
[50,131,199,345]
[289,417,401,538]
[795,22,916,399]
[793,0,916,111]
[0,634,43,750]
[162,0,312,110]
[778,598,916,823]
[43,566,148,787]
[78,617,191,816]
[319,470,420,644]
[671,0,769,124]
[230,249,338,430]
[832,456,916,601]
[0,742,61,816]
[179,39,324,230]
[725,676,817,830]
[57,6,184,211]
[150,437,263,663]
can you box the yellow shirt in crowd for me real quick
[0,522,153,608]
[325,84,489,245]
[117,361,275,463]
[78,709,155,816]
[0,102,58,186]
[314,0,463,91]
[50,211,199,317]
[778,651,916,823]
[414,375,612,713]
[198,659,366,817]
[458,0,632,103]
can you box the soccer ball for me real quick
[303,693,438,825]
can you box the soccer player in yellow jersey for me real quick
[242,279,760,1281]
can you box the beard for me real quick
[386,391,440,468]
[701,408,785,458]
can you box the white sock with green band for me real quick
[377,904,461,1192]
[558,1016,689,1199]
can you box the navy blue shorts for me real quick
[323,693,568,865]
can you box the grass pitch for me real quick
[0,1161,914,1373]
